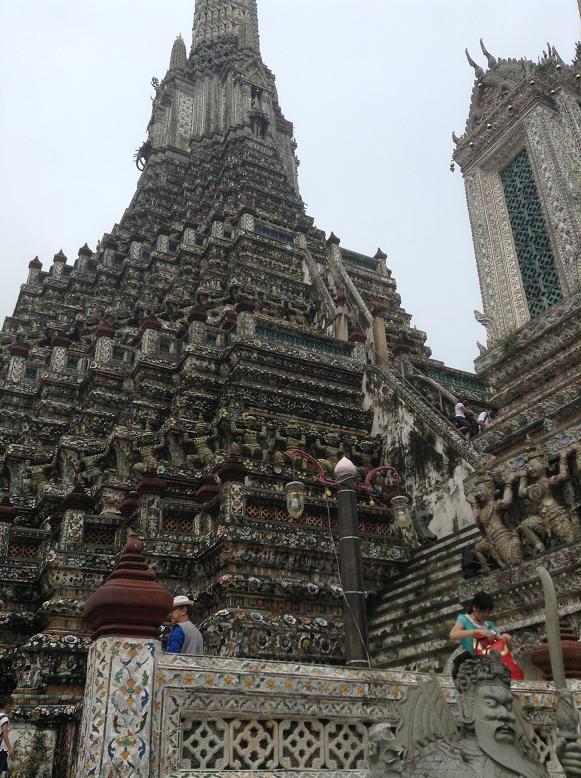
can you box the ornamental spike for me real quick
[479,38,497,68]
[465,49,484,79]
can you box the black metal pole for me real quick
[336,475,370,668]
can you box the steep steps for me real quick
[368,523,481,672]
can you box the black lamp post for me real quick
[334,456,370,668]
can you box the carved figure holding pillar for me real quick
[518,445,580,553]
[466,471,523,571]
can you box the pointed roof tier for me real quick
[453,40,580,168]
[83,535,173,640]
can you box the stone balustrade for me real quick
[79,646,581,777]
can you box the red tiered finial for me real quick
[83,535,173,640]
[532,619,581,680]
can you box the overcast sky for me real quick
[0,1,578,371]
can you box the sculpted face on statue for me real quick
[472,682,517,746]
[475,477,495,503]
[369,654,581,777]
[526,456,546,480]
[457,657,545,778]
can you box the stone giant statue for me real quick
[369,653,581,777]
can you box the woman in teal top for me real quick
[449,591,511,655]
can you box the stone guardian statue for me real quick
[369,653,581,776]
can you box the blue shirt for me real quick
[455,612,497,653]
[166,624,186,654]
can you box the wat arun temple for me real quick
[0,1,580,776]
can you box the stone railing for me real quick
[152,655,394,777]
[147,655,575,778]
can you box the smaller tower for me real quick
[169,34,187,71]
[454,42,581,344]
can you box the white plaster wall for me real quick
[366,375,475,537]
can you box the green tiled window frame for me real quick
[501,149,561,318]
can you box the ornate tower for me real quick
[454,41,581,344]
[0,3,485,765]
[450,40,581,695]
[127,0,300,236]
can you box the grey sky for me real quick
[0,0,577,372]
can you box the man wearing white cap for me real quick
[166,595,204,655]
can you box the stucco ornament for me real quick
[369,654,581,777]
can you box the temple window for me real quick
[250,85,263,108]
[251,115,268,139]
[500,149,562,317]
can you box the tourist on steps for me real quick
[449,591,523,680]
[166,595,204,655]
[454,397,478,440]
[477,406,494,432]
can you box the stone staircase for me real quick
[368,523,481,672]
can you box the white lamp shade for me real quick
[334,456,357,479]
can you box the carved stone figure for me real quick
[354,439,380,479]
[154,428,189,468]
[518,446,580,553]
[111,436,132,479]
[80,447,108,485]
[275,425,306,459]
[314,433,342,476]
[466,472,522,571]
[412,506,438,545]
[187,421,218,469]
[238,415,264,461]
[369,653,581,777]
[133,432,159,477]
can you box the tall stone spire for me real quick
[192,0,260,53]
[169,34,187,70]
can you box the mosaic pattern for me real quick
[465,167,530,340]
[76,637,157,778]
[255,326,353,357]
[527,100,580,294]
[501,149,562,317]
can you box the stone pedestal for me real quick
[76,535,172,778]
[76,637,158,778]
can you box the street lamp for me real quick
[285,480,306,518]
[391,495,413,529]
[334,456,370,668]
